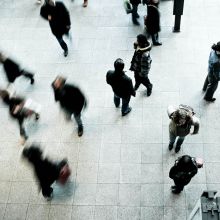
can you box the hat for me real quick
[211,42,220,52]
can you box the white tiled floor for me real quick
[0,0,220,219]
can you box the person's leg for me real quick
[204,76,218,101]
[83,0,88,7]
[175,136,185,153]
[172,180,184,194]
[55,36,68,56]
[20,70,34,84]
[122,96,131,116]
[134,73,141,91]
[202,75,209,91]
[168,131,176,150]
[73,112,83,136]
[42,185,53,199]
[131,4,139,25]
[141,76,153,96]
[114,94,120,108]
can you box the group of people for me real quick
[0,0,220,200]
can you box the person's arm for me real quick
[191,116,200,134]
[128,78,136,97]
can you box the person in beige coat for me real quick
[167,105,200,153]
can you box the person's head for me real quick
[22,145,43,164]
[177,155,194,171]
[45,0,55,6]
[51,76,66,90]
[114,58,125,72]
[136,34,150,48]
[0,89,10,105]
[172,109,190,126]
[211,42,220,56]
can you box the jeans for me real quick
[151,33,159,44]
[203,75,219,99]
[55,36,68,52]
[134,73,152,91]
[114,94,131,114]
[64,110,83,128]
[169,131,185,146]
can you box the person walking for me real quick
[22,144,70,199]
[203,42,220,102]
[83,0,88,7]
[0,52,34,86]
[126,0,141,25]
[106,58,136,116]
[40,0,71,57]
[167,105,200,153]
[169,155,203,194]
[51,76,86,137]
[145,0,162,46]
[130,34,153,96]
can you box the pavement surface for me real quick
[0,0,220,219]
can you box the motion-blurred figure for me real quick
[40,0,71,57]
[83,0,88,7]
[51,76,87,137]
[0,52,34,86]
[22,144,71,199]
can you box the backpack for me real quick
[179,104,195,117]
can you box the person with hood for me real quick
[130,34,153,96]
[51,76,87,137]
[106,58,136,116]
[0,89,40,144]
[0,52,34,86]
[22,144,69,199]
[40,0,71,57]
[145,0,162,46]
[203,42,220,102]
[169,155,203,194]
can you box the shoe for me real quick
[30,77,34,85]
[147,88,152,96]
[122,107,132,116]
[204,97,216,102]
[78,126,83,137]
[172,188,181,194]
[83,0,88,7]
[133,20,140,26]
[64,50,68,57]
[153,42,162,46]
[168,143,173,151]
[175,145,181,153]
[35,113,40,120]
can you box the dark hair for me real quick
[114,58,124,72]
[22,145,43,163]
[211,42,220,52]
[137,34,149,48]
[177,155,193,171]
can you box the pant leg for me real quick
[20,70,34,80]
[134,72,141,90]
[204,76,219,99]
[55,36,68,52]
[141,76,153,91]
[174,179,184,192]
[114,94,120,107]
[169,131,176,145]
[151,34,157,44]
[176,136,185,147]
[203,75,209,91]
[131,4,138,23]
[121,96,131,114]
[73,112,83,128]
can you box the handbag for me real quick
[58,164,71,185]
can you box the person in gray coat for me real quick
[130,34,153,96]
[106,58,136,116]
[167,105,200,153]
[203,42,220,102]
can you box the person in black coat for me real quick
[127,0,141,25]
[0,90,40,143]
[51,76,86,136]
[169,155,203,194]
[40,0,71,57]
[145,0,162,46]
[0,52,34,85]
[106,58,135,116]
[22,144,68,199]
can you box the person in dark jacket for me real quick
[130,34,153,96]
[22,144,68,199]
[145,0,162,46]
[169,155,203,194]
[0,90,40,144]
[51,76,86,136]
[203,42,220,102]
[40,0,71,57]
[106,58,136,116]
[126,0,141,25]
[0,52,34,85]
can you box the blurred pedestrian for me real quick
[0,89,40,144]
[83,0,88,7]
[130,34,153,96]
[144,0,162,46]
[51,76,87,137]
[203,42,220,102]
[167,105,200,153]
[22,144,71,199]
[106,58,136,116]
[169,155,203,194]
[0,52,34,86]
[126,0,141,25]
[40,0,71,57]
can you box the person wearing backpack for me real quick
[169,155,203,194]
[203,42,220,102]
[167,105,200,153]
[130,34,153,96]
